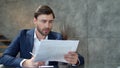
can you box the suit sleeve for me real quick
[78,53,84,65]
[0,31,24,67]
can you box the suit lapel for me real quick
[26,30,56,52]
[26,29,35,52]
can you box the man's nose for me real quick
[45,22,50,28]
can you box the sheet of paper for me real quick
[34,40,79,63]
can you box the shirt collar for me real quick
[34,28,48,40]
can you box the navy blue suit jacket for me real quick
[0,29,84,68]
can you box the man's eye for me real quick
[40,20,46,23]
[49,20,53,23]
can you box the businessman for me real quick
[0,5,84,68]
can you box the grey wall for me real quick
[0,0,120,68]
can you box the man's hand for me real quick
[22,57,45,67]
[64,51,79,65]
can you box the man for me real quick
[0,5,84,68]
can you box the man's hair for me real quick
[34,5,55,19]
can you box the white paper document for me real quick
[34,40,79,63]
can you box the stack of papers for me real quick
[34,40,79,63]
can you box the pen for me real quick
[39,66,54,68]
[29,52,34,56]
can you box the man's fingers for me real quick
[65,57,76,64]
[64,52,79,64]
[37,62,45,66]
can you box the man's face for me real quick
[34,14,54,36]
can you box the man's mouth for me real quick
[44,29,50,33]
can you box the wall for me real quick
[0,0,120,68]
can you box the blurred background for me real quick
[0,0,120,68]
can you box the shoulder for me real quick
[50,31,61,35]
[19,29,34,34]
[49,31,62,37]
[48,31,63,40]
[18,29,34,37]
[19,29,30,33]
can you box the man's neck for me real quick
[36,30,46,40]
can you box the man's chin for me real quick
[42,32,49,36]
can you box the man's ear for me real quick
[33,18,37,24]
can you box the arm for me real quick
[0,31,23,67]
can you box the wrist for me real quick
[75,60,79,65]
[22,59,30,67]
[75,59,80,65]
[20,59,27,67]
